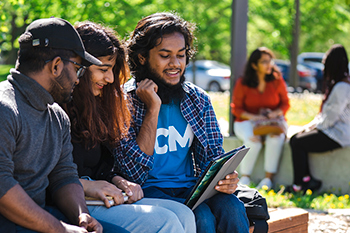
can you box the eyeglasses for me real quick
[61,58,86,78]
[259,59,275,66]
[45,58,87,78]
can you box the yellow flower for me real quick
[345,194,349,199]
[330,204,336,209]
[268,190,275,196]
[297,198,301,202]
[311,203,315,208]
[338,196,344,201]
[338,203,344,208]
[262,185,269,191]
[306,189,312,195]
[325,196,331,202]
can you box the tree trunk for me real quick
[289,0,300,89]
[229,0,248,135]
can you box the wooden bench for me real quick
[249,208,309,233]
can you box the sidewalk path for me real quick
[308,209,350,232]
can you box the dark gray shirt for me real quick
[0,69,80,207]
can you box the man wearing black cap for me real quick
[0,18,103,233]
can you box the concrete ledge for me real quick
[223,136,350,194]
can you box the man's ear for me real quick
[48,56,64,77]
[138,54,146,65]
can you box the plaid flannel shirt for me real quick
[114,78,224,185]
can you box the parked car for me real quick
[297,52,325,91]
[297,52,324,64]
[185,60,231,92]
[275,59,317,92]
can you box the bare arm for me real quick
[135,79,161,155]
[52,183,102,232]
[0,184,66,233]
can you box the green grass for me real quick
[286,93,322,126]
[0,64,14,82]
[259,186,350,210]
[209,91,322,126]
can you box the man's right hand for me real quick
[60,217,102,233]
[79,213,103,233]
[134,78,161,155]
[136,79,161,110]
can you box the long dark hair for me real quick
[242,47,280,88]
[126,12,196,81]
[322,44,349,106]
[66,21,131,148]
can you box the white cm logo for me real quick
[155,124,194,154]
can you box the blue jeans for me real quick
[14,206,127,233]
[143,186,249,233]
[88,198,196,233]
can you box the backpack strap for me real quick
[252,219,269,233]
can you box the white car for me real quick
[297,52,325,91]
[297,52,325,64]
[185,60,231,92]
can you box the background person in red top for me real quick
[231,47,290,190]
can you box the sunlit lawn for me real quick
[209,91,322,127]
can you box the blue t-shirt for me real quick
[143,101,197,189]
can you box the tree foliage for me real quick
[248,0,350,59]
[1,0,350,64]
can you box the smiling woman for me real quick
[88,56,115,96]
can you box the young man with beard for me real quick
[115,12,249,233]
[0,18,104,233]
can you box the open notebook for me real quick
[184,145,249,210]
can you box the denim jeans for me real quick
[143,186,249,233]
[234,120,285,175]
[88,198,196,233]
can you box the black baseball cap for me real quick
[19,17,102,66]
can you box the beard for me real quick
[135,62,186,104]
[50,68,76,104]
